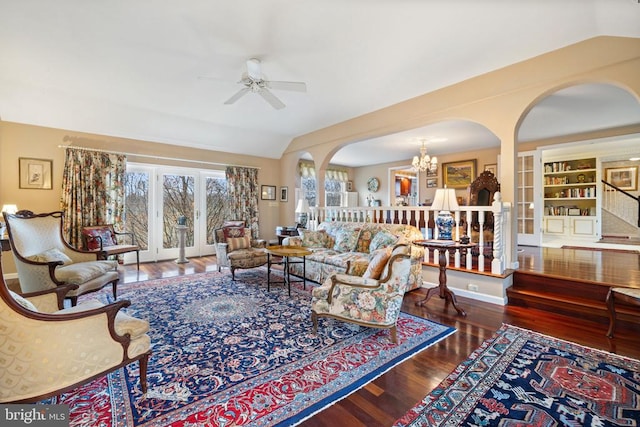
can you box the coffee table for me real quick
[266,245,312,295]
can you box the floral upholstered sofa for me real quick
[282,221,424,291]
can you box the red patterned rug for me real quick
[44,269,455,426]
[394,324,640,426]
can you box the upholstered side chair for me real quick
[0,263,151,403]
[213,221,268,279]
[311,244,412,343]
[3,211,119,306]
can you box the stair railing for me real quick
[601,180,640,227]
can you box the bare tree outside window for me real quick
[163,174,195,248]
[124,172,149,250]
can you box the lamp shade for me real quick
[295,199,309,214]
[431,188,459,212]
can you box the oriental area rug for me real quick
[394,324,640,427]
[45,269,455,426]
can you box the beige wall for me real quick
[0,121,283,274]
[282,36,640,266]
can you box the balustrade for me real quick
[307,193,511,275]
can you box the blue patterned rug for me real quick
[52,269,455,426]
[394,324,640,426]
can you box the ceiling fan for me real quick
[224,58,307,110]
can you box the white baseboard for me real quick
[420,282,508,306]
[2,273,18,281]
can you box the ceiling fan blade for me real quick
[258,88,285,110]
[246,58,262,81]
[224,87,250,105]
[267,80,307,92]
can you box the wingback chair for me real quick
[213,221,268,279]
[0,261,151,403]
[311,244,412,343]
[3,211,119,306]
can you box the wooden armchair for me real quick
[0,262,151,403]
[311,244,412,343]
[3,211,119,306]
[81,224,140,269]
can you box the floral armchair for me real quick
[213,221,267,280]
[0,263,151,403]
[311,244,412,343]
[3,211,119,306]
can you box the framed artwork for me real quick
[426,178,437,188]
[442,159,477,188]
[605,166,637,191]
[484,163,497,175]
[261,185,276,200]
[19,157,53,189]
[280,186,288,202]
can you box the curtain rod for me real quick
[58,143,260,169]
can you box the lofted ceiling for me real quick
[1,1,639,166]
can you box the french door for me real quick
[517,151,541,246]
[124,164,225,263]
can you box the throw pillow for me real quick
[333,228,361,252]
[9,290,38,312]
[363,247,392,279]
[223,226,245,240]
[227,234,251,251]
[26,248,73,265]
[369,230,399,252]
[223,220,245,228]
[299,229,329,248]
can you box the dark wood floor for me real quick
[117,251,640,427]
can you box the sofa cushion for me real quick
[27,248,73,265]
[55,260,118,285]
[298,229,330,248]
[333,228,361,252]
[369,230,399,252]
[363,247,393,279]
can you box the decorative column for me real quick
[175,225,189,264]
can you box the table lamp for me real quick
[431,188,458,240]
[295,199,310,228]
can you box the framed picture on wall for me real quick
[19,157,53,189]
[484,163,497,175]
[261,185,276,200]
[442,159,477,188]
[280,186,288,202]
[426,178,437,188]
[605,166,637,191]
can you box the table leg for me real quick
[267,253,272,292]
[415,248,466,316]
[302,255,307,290]
[284,255,291,296]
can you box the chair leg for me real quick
[70,295,78,307]
[311,311,318,335]
[231,267,236,280]
[606,288,616,338]
[390,326,398,343]
[139,352,150,393]
[136,250,140,270]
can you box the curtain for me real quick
[225,166,259,238]
[61,148,127,247]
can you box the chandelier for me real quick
[412,139,438,173]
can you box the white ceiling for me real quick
[1,1,639,166]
